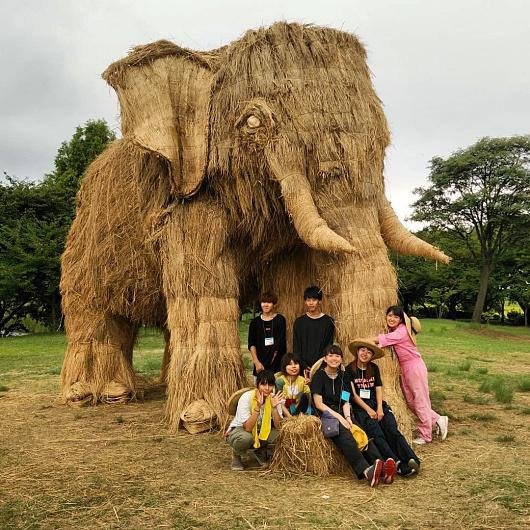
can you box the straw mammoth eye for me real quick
[246,115,261,128]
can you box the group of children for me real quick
[226,286,449,487]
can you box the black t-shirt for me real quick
[293,313,335,369]
[247,314,287,374]
[310,368,352,414]
[345,362,382,409]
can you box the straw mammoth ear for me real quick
[103,41,214,198]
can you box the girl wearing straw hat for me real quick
[374,306,449,445]
[310,344,384,487]
[346,339,420,479]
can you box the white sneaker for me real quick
[412,437,427,445]
[437,416,449,441]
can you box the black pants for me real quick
[331,423,371,478]
[354,403,419,465]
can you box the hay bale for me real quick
[269,415,351,477]
[180,399,216,434]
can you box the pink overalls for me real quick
[378,324,440,442]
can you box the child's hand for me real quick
[271,391,285,408]
[255,390,264,406]
[339,416,352,429]
[367,407,377,420]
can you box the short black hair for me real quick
[280,352,302,374]
[303,285,323,300]
[260,291,278,304]
[323,344,343,357]
[256,370,276,387]
[386,305,405,323]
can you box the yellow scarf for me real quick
[251,389,272,448]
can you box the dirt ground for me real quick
[1,322,529,529]
[0,375,528,530]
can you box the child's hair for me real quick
[353,346,375,379]
[260,291,278,304]
[280,352,302,374]
[255,370,276,387]
[303,285,323,300]
[323,344,343,357]
[386,305,405,323]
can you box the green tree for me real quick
[0,120,115,334]
[411,136,530,323]
[392,228,479,319]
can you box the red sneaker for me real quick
[383,458,397,484]
[365,459,383,487]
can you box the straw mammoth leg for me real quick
[164,296,247,432]
[161,203,247,432]
[311,247,415,435]
[60,311,137,405]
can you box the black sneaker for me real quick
[408,458,420,473]
[365,459,383,487]
[253,448,269,467]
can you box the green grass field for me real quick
[0,319,529,529]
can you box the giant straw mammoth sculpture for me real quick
[60,22,449,431]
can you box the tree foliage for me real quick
[0,120,115,335]
[411,136,530,322]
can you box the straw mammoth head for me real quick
[103,23,447,262]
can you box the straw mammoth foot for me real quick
[65,381,134,406]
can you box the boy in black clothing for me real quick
[293,285,334,377]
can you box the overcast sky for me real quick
[1,0,528,223]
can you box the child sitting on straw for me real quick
[346,339,420,478]
[226,370,285,471]
[310,345,386,487]
[275,353,311,416]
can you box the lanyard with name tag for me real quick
[359,388,371,399]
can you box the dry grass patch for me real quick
[1,322,529,529]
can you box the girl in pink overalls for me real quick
[374,306,448,444]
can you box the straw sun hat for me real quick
[347,339,385,360]
[228,387,253,416]
[404,314,421,345]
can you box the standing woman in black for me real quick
[248,292,287,380]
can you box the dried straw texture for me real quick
[60,140,168,404]
[209,22,389,259]
[180,399,216,434]
[160,204,248,431]
[269,415,351,477]
[61,22,448,434]
[103,40,214,199]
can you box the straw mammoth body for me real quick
[60,23,449,431]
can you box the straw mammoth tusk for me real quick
[378,197,451,264]
[274,172,356,254]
